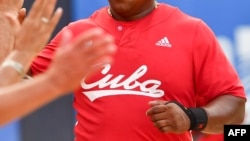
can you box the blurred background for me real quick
[0,0,249,141]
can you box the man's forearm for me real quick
[202,95,246,134]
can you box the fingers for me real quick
[154,119,172,132]
[146,105,174,132]
[27,0,54,18]
[75,29,116,67]
[26,0,46,18]
[152,117,184,133]
[59,27,117,64]
[26,0,61,25]
[41,0,58,19]
[69,28,116,56]
[70,28,106,45]
[79,34,116,65]
[18,8,26,24]
[45,7,63,32]
[60,29,73,47]
[148,100,168,107]
[146,100,168,115]
[14,0,63,53]
[146,101,191,133]
[146,104,167,115]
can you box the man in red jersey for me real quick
[30,0,247,141]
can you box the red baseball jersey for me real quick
[31,3,246,141]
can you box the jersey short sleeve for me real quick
[193,21,246,106]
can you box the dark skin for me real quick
[108,0,155,21]
[108,0,246,134]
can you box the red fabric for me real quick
[31,3,246,141]
[197,134,223,141]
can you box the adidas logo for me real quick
[156,37,172,48]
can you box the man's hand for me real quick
[5,0,62,55]
[0,0,24,63]
[146,100,191,133]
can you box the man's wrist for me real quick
[186,108,208,130]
